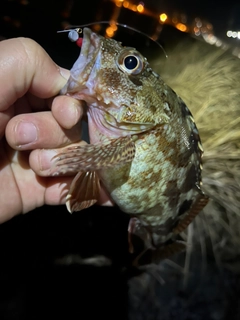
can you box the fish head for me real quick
[61,27,173,139]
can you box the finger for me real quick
[29,142,87,176]
[0,94,45,139]
[5,111,82,150]
[39,176,74,208]
[51,95,84,129]
[0,37,69,111]
[42,176,113,209]
[29,147,114,208]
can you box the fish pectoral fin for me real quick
[51,135,135,175]
[173,193,209,234]
[66,171,100,213]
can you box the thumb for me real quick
[0,37,70,111]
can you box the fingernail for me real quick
[59,67,70,80]
[15,121,38,146]
[39,149,57,171]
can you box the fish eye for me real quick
[124,55,138,70]
[117,49,144,75]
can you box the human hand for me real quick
[0,37,110,223]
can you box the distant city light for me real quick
[159,13,168,22]
[227,30,240,39]
[123,1,129,8]
[106,26,115,37]
[194,26,200,36]
[107,0,240,58]
[176,23,187,32]
[3,0,240,59]
[215,39,222,47]
[115,0,123,7]
[137,3,144,13]
[131,4,137,12]
[203,34,217,45]
[196,21,202,28]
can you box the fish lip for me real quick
[60,27,101,95]
[80,27,101,60]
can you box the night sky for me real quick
[1,0,240,41]
[140,0,240,38]
[1,0,240,62]
[172,0,240,29]
[150,0,239,31]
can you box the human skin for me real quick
[0,37,110,224]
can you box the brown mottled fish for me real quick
[52,27,209,264]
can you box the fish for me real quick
[51,27,209,265]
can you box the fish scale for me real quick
[51,27,209,265]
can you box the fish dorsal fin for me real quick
[173,193,209,234]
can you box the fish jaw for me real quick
[60,27,101,95]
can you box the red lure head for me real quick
[76,37,83,47]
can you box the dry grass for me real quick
[152,37,240,269]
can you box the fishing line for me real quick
[57,21,168,58]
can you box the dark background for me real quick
[1,0,240,65]
[1,1,240,319]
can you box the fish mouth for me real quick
[76,27,100,70]
[61,27,155,135]
[60,27,101,95]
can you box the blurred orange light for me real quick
[92,24,101,32]
[115,0,124,5]
[176,23,187,32]
[137,4,144,13]
[131,4,137,11]
[206,23,213,30]
[106,26,115,38]
[110,23,118,31]
[159,13,167,22]
[123,1,129,8]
